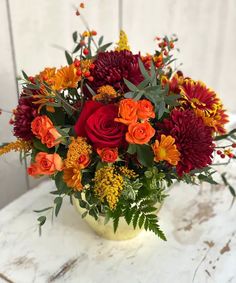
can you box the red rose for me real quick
[74,101,126,148]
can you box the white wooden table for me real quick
[0,168,236,283]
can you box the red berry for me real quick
[216,150,222,155]
[164,50,168,56]
[9,119,14,125]
[28,76,35,83]
[84,71,90,77]
[164,41,168,47]
[89,63,95,70]
[228,153,234,158]
[76,69,82,76]
[220,154,225,159]
[75,10,80,16]
[232,143,236,148]
[88,76,94,82]
[91,30,97,36]
[74,59,80,67]
[83,48,89,55]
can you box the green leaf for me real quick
[113,217,119,233]
[98,36,104,46]
[79,199,87,209]
[157,100,166,119]
[198,174,218,185]
[97,42,112,53]
[54,171,70,194]
[85,84,96,96]
[34,207,53,213]
[65,50,73,64]
[72,43,81,54]
[132,211,139,229]
[127,144,137,154]
[22,70,29,81]
[124,78,139,92]
[81,211,88,218]
[54,196,63,217]
[37,216,46,226]
[138,58,150,79]
[72,31,78,42]
[33,139,50,152]
[136,144,154,167]
[138,213,145,228]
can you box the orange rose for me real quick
[41,127,61,148]
[31,115,53,138]
[137,100,155,120]
[27,152,63,176]
[126,121,155,144]
[27,163,41,176]
[77,154,90,169]
[97,147,118,163]
[115,98,138,125]
[31,115,61,148]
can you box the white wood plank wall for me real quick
[0,0,235,208]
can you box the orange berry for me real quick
[170,41,174,49]
[80,40,86,46]
[88,76,94,82]
[80,3,85,8]
[83,48,89,55]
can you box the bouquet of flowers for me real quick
[1,13,236,240]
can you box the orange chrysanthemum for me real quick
[53,64,79,91]
[93,85,118,101]
[152,134,180,166]
[63,167,83,191]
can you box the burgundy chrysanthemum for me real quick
[158,109,214,176]
[86,50,144,96]
[13,95,38,141]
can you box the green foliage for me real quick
[65,50,73,64]
[221,172,236,197]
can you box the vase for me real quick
[73,196,163,241]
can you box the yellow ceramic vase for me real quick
[73,196,163,241]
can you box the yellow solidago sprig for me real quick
[63,137,92,191]
[94,166,124,210]
[0,139,32,156]
[115,30,130,51]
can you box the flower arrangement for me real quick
[1,9,236,240]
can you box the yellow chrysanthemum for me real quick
[94,166,123,210]
[0,139,32,156]
[53,64,79,91]
[152,134,180,166]
[65,137,92,169]
[93,85,118,101]
[115,30,130,51]
[63,167,83,191]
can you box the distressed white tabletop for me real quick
[0,165,236,283]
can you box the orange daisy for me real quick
[53,64,79,91]
[152,134,180,166]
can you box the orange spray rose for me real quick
[97,147,118,163]
[137,99,155,120]
[126,121,155,144]
[27,152,63,176]
[115,98,138,125]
